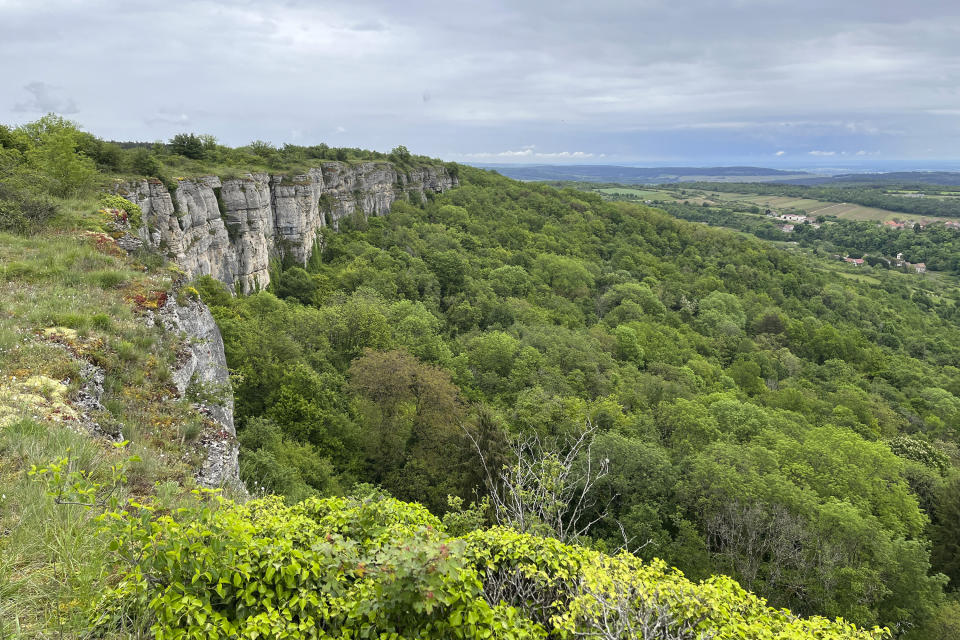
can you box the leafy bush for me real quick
[0,183,57,233]
[22,115,99,197]
[97,494,535,639]
[130,148,161,176]
[99,193,143,228]
[169,133,209,160]
[94,494,887,639]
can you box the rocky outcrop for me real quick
[119,162,457,293]
[148,295,241,490]
[115,160,457,490]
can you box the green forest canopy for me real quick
[196,165,960,636]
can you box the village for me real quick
[762,210,960,275]
[770,211,821,233]
[840,253,926,273]
[771,209,960,234]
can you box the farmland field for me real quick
[886,190,960,200]
[698,192,960,224]
[710,193,826,210]
[591,184,960,226]
[595,187,679,200]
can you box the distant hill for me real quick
[477,165,960,187]
[476,164,816,183]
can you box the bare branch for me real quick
[464,420,615,544]
[573,577,715,640]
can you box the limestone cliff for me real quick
[119,162,457,293]
[148,293,241,490]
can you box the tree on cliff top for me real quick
[168,132,214,160]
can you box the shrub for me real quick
[130,148,161,176]
[97,494,534,639]
[168,133,206,160]
[98,193,143,228]
[93,269,129,289]
[0,183,57,233]
[25,124,99,198]
[94,495,888,640]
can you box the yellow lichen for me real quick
[40,326,103,356]
[42,326,78,341]
[0,375,79,427]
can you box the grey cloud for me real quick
[1,0,959,163]
[13,81,78,114]
[347,19,387,31]
[144,110,191,126]
[454,148,599,161]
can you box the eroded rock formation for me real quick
[148,294,241,490]
[119,162,457,293]
[116,160,457,490]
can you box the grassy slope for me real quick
[148,150,450,183]
[0,221,231,636]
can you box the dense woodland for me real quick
[794,219,960,272]
[193,165,960,635]
[2,117,960,637]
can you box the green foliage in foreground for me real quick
[94,493,887,640]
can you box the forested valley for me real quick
[200,165,960,634]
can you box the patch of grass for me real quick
[92,269,130,289]
[595,187,677,201]
[47,193,111,232]
[0,418,111,636]
[91,313,114,332]
[115,340,138,364]
[0,416,207,637]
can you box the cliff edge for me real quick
[149,293,240,489]
[118,161,458,293]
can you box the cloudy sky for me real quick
[2,0,960,166]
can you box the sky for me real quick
[2,0,960,167]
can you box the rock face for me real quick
[151,295,241,490]
[117,160,458,491]
[120,162,458,293]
